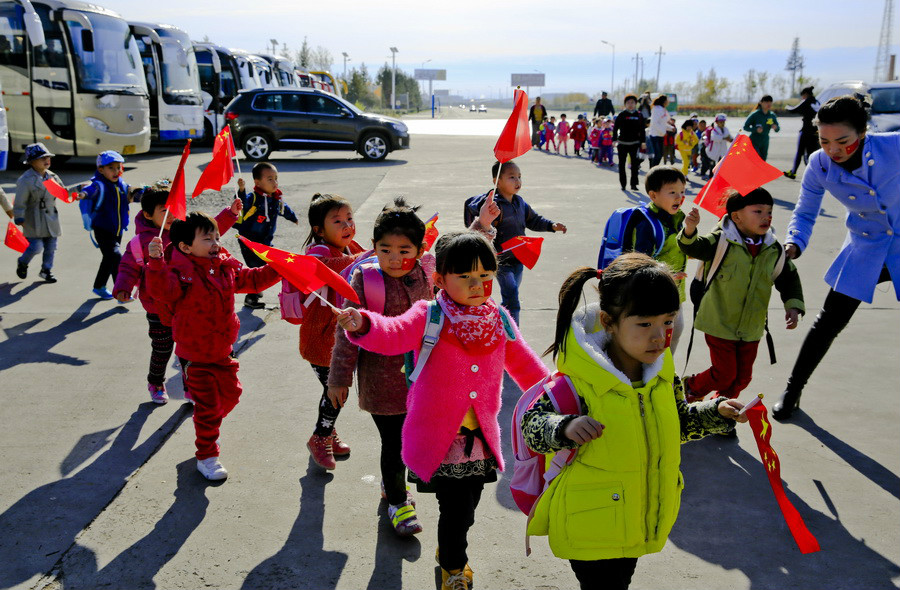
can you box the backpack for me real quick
[597,204,665,269]
[78,187,101,247]
[278,243,334,325]
[509,372,582,516]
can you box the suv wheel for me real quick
[360,132,389,162]
[242,132,273,161]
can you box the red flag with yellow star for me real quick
[237,236,360,304]
[694,135,782,217]
[494,89,532,164]
[5,221,29,253]
[423,213,439,252]
[746,401,821,554]
[192,127,236,197]
[500,235,544,270]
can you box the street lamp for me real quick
[390,46,398,110]
[601,40,615,97]
[342,52,350,79]
[269,38,278,56]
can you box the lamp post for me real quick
[601,40,615,97]
[342,52,350,79]
[421,58,431,96]
[390,46,398,110]
[269,38,278,56]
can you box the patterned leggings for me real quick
[311,364,342,436]
[147,313,174,386]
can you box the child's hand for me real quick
[564,415,605,445]
[478,195,500,227]
[785,244,801,259]
[785,308,800,330]
[335,308,363,332]
[115,291,134,304]
[148,236,164,259]
[673,271,688,281]
[552,222,567,233]
[230,198,242,216]
[717,399,749,423]
[237,178,246,191]
[327,386,349,408]
[684,207,701,235]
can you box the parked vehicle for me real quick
[868,82,900,133]
[477,104,487,112]
[194,42,245,138]
[130,22,203,142]
[816,80,868,106]
[224,87,409,162]
[259,54,298,87]
[308,70,345,97]
[0,0,150,159]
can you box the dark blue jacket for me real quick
[236,188,299,244]
[464,191,555,266]
[82,173,132,237]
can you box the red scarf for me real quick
[437,290,505,353]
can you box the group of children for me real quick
[536,114,616,164]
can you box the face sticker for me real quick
[665,327,673,349]
[482,280,493,297]
[845,138,860,155]
[400,257,416,271]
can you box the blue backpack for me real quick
[597,204,664,269]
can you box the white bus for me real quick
[194,42,242,138]
[259,54,297,87]
[0,0,150,159]
[130,22,203,143]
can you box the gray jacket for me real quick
[13,168,63,238]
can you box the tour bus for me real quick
[193,42,240,138]
[0,0,150,159]
[0,80,8,170]
[129,22,203,142]
[259,53,297,87]
[309,70,346,97]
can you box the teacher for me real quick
[528,97,547,149]
[773,95,900,420]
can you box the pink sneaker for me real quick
[148,384,169,404]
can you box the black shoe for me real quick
[630,185,640,191]
[244,294,264,309]
[16,262,27,279]
[38,268,57,283]
[783,171,796,179]
[772,388,801,420]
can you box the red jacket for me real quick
[570,120,588,142]
[113,207,238,320]
[146,247,280,363]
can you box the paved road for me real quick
[1,118,897,590]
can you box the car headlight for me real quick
[390,122,407,133]
[85,117,109,132]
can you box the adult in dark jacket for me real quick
[593,91,614,117]
[783,86,821,179]
[528,97,547,148]
[613,94,647,190]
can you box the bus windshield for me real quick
[67,12,146,95]
[158,29,200,105]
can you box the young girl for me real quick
[743,94,780,161]
[521,254,747,590]
[675,120,699,176]
[556,114,570,156]
[337,231,549,590]
[588,120,602,164]
[300,193,365,470]
[327,197,434,537]
[544,116,558,153]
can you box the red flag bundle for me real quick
[423,213,439,251]
[192,127,236,197]
[493,89,532,164]
[500,235,544,270]
[694,135,783,217]
[5,222,29,253]
[42,179,77,203]
[166,140,191,221]
[238,236,360,304]
[746,401,821,554]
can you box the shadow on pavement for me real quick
[240,460,348,590]
[669,438,899,589]
[365,502,422,589]
[0,280,42,308]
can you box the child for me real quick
[743,94,780,161]
[675,120,699,176]
[613,95,646,191]
[113,187,242,404]
[697,120,714,178]
[464,160,567,324]
[663,118,677,165]
[146,212,281,480]
[570,114,588,157]
[327,197,434,536]
[538,117,547,150]
[13,143,64,283]
[599,118,615,166]
[556,114,570,155]
[588,120,602,164]
[337,231,549,590]
[625,166,689,351]
[678,189,805,402]
[689,117,700,171]
[521,253,747,590]
[78,150,145,300]
[235,162,300,309]
[300,193,366,470]
[544,116,558,153]
[708,113,733,164]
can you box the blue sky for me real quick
[102,0,897,98]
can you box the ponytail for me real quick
[544,267,598,359]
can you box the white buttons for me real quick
[866,152,872,157]
[849,195,856,200]
[859,213,865,218]
[880,210,887,215]
[469,391,478,399]
[870,190,876,196]
[862,232,870,237]
[471,364,479,373]
[868,159,875,166]
[888,230,895,236]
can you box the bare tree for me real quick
[743,69,758,102]
[311,46,333,71]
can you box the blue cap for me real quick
[23,142,55,163]
[96,150,125,167]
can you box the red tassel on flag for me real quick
[166,140,191,221]
[500,235,544,270]
[5,221,30,253]
[694,135,783,217]
[493,89,532,164]
[192,127,236,197]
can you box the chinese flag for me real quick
[423,213,439,251]
[694,135,782,217]
[42,179,76,203]
[238,236,360,304]
[192,128,236,197]
[5,222,29,253]
[746,402,821,554]
[493,89,532,164]
[166,140,191,221]
[500,235,544,270]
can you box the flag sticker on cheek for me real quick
[665,327,673,348]
[482,280,493,297]
[400,257,417,271]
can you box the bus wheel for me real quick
[242,132,272,161]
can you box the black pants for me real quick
[699,145,714,176]
[791,128,819,174]
[617,143,641,189]
[146,313,174,386]
[238,238,268,269]
[569,558,639,590]
[311,364,342,436]
[371,413,407,505]
[93,228,122,289]
[435,476,485,571]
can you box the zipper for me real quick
[638,391,651,543]
[115,185,122,236]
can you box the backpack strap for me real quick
[637,205,666,258]
[498,306,516,341]
[360,265,386,315]
[407,300,444,384]
[128,235,144,266]
[771,242,786,281]
[685,234,730,372]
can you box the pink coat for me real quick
[347,300,548,481]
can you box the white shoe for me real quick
[197,457,228,480]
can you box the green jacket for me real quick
[524,304,733,560]
[743,108,779,145]
[628,203,687,301]
[678,217,805,342]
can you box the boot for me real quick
[306,434,336,470]
[772,384,802,420]
[329,429,350,456]
[244,293,264,309]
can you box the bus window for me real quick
[220,65,237,102]
[0,4,27,69]
[135,35,158,99]
[31,4,66,68]
[66,12,145,93]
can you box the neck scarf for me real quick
[436,290,505,352]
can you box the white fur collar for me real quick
[720,216,777,246]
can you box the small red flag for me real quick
[42,179,76,203]
[165,141,191,221]
[493,89,532,164]
[192,127,236,197]
[5,222,29,253]
[694,135,783,217]
[500,235,544,270]
[238,236,360,304]
[746,401,821,554]
[423,213,439,251]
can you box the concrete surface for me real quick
[0,117,897,590]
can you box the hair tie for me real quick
[596,268,603,280]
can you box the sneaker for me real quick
[307,434,336,470]
[16,262,27,279]
[381,480,415,506]
[440,568,470,590]
[243,293,264,309]
[436,549,473,585]
[330,430,350,456]
[783,170,797,179]
[92,287,114,300]
[197,457,228,480]
[39,268,57,283]
[388,500,423,536]
[148,383,169,404]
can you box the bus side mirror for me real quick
[81,29,94,52]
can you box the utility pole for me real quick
[601,40,615,96]
[655,46,664,90]
[389,46,398,110]
[342,52,349,79]
[632,53,639,91]
[785,37,804,96]
[875,0,896,82]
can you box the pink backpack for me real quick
[509,372,582,516]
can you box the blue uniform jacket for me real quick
[786,132,900,303]
[236,188,299,244]
[81,173,131,237]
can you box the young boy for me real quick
[77,151,146,299]
[13,143,64,283]
[678,188,805,404]
[146,212,281,480]
[464,160,567,324]
[697,120,715,178]
[570,114,588,157]
[613,94,647,190]
[235,161,299,309]
[113,188,242,404]
[599,117,615,166]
